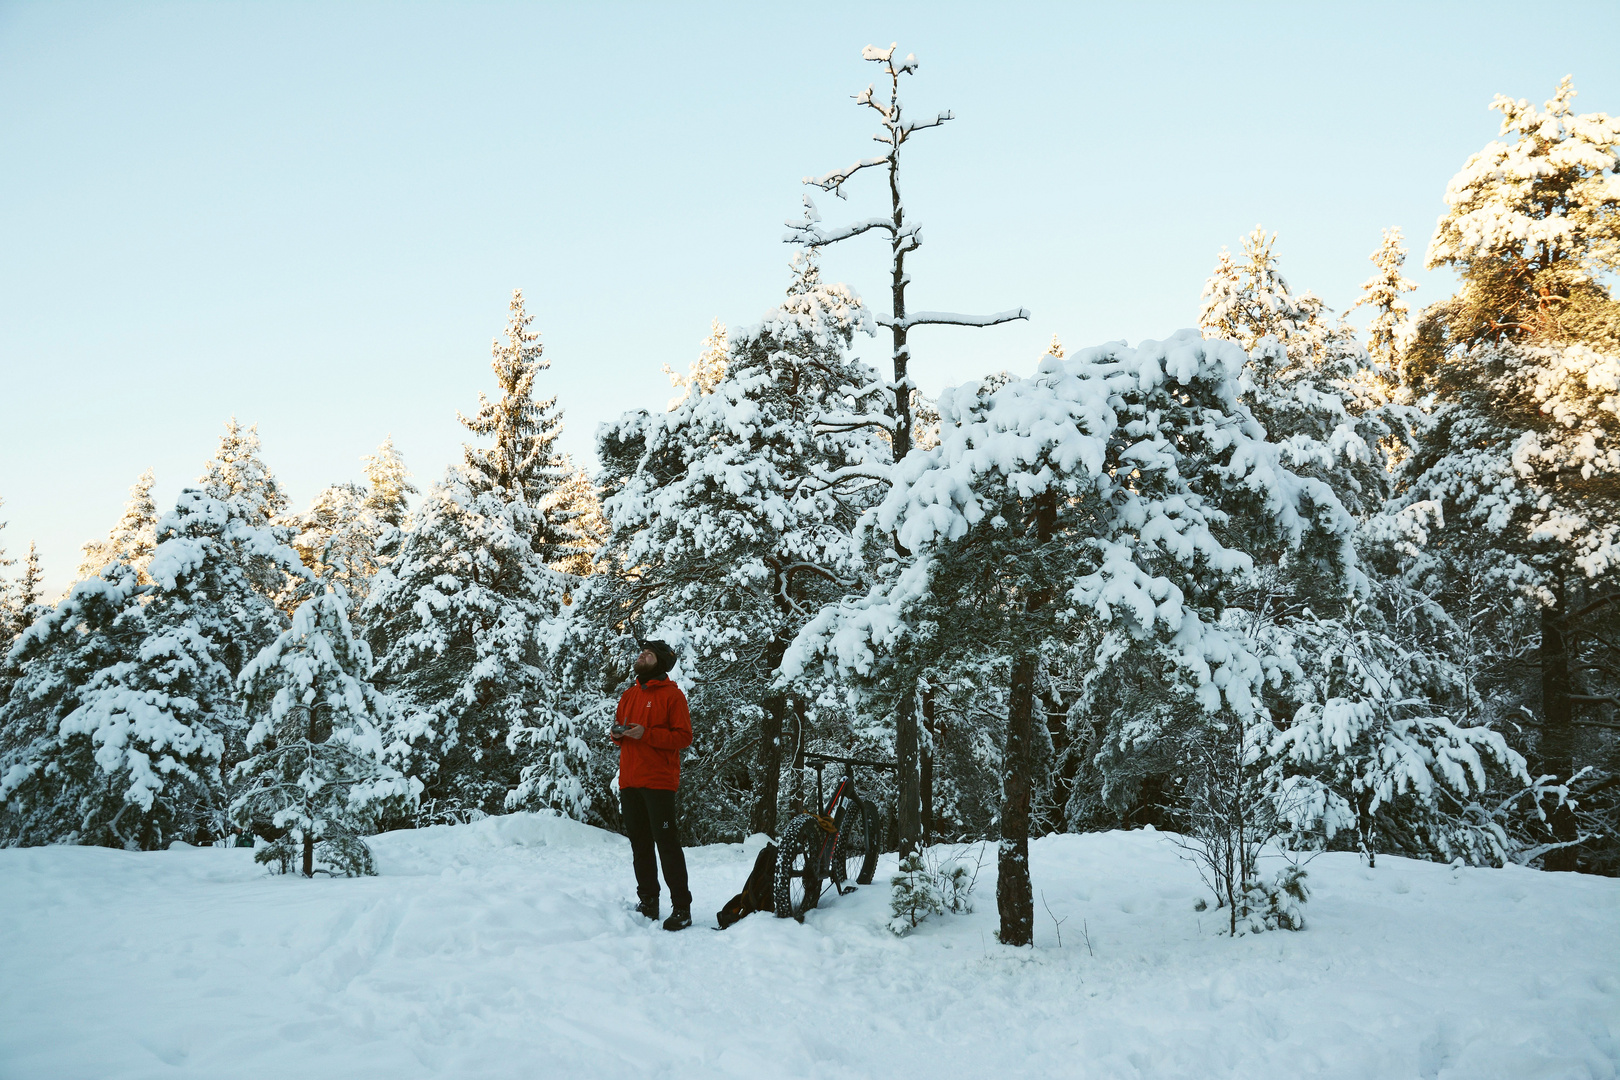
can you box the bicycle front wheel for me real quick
[773,814,826,920]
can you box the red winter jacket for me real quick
[614,677,692,791]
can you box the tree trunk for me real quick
[1540,604,1578,871]
[896,689,921,858]
[920,682,935,846]
[998,651,1036,946]
[302,830,314,878]
[752,695,785,837]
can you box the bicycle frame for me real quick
[803,751,896,887]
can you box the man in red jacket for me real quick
[612,639,694,931]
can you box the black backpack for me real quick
[716,842,779,929]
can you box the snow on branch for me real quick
[901,111,953,135]
[814,411,898,433]
[812,462,894,486]
[785,216,902,247]
[806,156,893,198]
[880,308,1033,330]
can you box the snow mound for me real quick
[370,810,622,874]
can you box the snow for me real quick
[2,814,1616,1079]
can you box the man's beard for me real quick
[634,657,659,680]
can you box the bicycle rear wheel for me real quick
[831,798,878,888]
[773,814,825,920]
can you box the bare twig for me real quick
[1040,890,1067,948]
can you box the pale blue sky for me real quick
[3,1,1618,596]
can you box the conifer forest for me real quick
[4,47,1620,903]
[3,16,1620,1075]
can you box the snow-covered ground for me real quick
[2,815,1616,1080]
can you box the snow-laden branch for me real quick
[878,308,1032,330]
[784,216,901,247]
[807,156,893,196]
[813,462,893,486]
[815,411,897,433]
[901,111,953,135]
[782,561,861,589]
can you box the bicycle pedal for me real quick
[838,884,857,895]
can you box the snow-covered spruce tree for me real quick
[197,417,301,606]
[232,581,417,876]
[1,490,303,848]
[461,289,577,564]
[3,543,44,644]
[1393,78,1620,872]
[287,483,375,598]
[287,438,419,606]
[1199,226,1389,515]
[362,435,417,530]
[573,258,887,840]
[543,456,607,579]
[0,562,145,845]
[365,290,580,822]
[786,43,1030,856]
[0,498,15,653]
[788,331,1360,944]
[77,468,158,582]
[662,318,729,410]
[1193,231,1527,866]
[199,418,287,527]
[1351,228,1419,374]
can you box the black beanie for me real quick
[638,639,678,678]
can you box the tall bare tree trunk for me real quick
[753,696,785,837]
[897,689,920,858]
[753,636,790,837]
[921,682,935,846]
[998,652,1036,946]
[1541,598,1578,871]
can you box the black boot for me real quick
[635,897,659,921]
[662,906,692,931]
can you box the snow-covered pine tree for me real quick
[1392,78,1620,872]
[663,318,729,409]
[1411,76,1620,385]
[197,418,301,605]
[787,330,1361,945]
[199,418,287,527]
[1,561,146,846]
[77,469,158,582]
[361,435,417,529]
[1191,230,1525,866]
[5,544,44,641]
[365,291,578,822]
[545,456,607,579]
[232,581,418,876]
[460,289,576,564]
[1199,226,1389,516]
[288,439,419,606]
[287,483,375,601]
[2,490,304,848]
[0,498,15,652]
[787,44,1031,856]
[575,258,886,840]
[1351,228,1419,372]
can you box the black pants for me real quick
[620,787,691,909]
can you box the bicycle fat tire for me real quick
[854,798,880,885]
[773,814,825,920]
[830,798,874,888]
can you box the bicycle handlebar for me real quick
[801,751,899,771]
